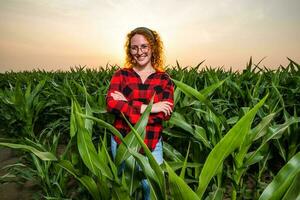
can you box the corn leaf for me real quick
[0,142,57,161]
[282,172,300,200]
[165,161,200,200]
[259,152,300,200]
[246,116,300,166]
[57,160,100,200]
[196,94,268,198]
[114,96,153,166]
[172,78,228,129]
[122,111,167,199]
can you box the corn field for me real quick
[0,58,300,200]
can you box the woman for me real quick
[106,27,174,199]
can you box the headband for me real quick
[132,27,156,42]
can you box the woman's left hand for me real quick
[111,91,128,102]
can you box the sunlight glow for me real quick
[0,0,299,72]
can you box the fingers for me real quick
[161,101,173,105]
[114,91,125,97]
[114,91,127,101]
[156,101,173,116]
[162,103,173,116]
[111,91,127,101]
[110,92,172,115]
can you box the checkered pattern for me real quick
[106,68,174,151]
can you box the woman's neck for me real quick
[133,64,156,74]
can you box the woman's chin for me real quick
[136,59,151,67]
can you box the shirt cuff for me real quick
[129,100,143,114]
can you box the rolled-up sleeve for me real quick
[148,76,174,124]
[106,70,142,124]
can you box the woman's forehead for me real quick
[130,34,149,45]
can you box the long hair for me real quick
[124,27,165,72]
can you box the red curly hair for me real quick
[124,27,165,72]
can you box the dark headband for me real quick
[132,27,155,42]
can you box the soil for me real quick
[0,148,40,200]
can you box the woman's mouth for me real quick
[137,55,147,60]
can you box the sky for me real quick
[0,0,300,72]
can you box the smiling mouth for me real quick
[136,55,147,60]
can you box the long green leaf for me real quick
[199,78,227,97]
[259,152,300,200]
[172,78,228,129]
[282,172,300,200]
[246,117,300,166]
[73,98,113,180]
[128,149,162,200]
[196,94,268,198]
[0,142,57,161]
[179,141,191,179]
[233,113,276,183]
[70,99,77,138]
[122,111,166,199]
[57,160,100,200]
[165,162,200,200]
[114,96,154,166]
[79,114,124,141]
[169,112,194,134]
[163,142,184,162]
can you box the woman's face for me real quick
[130,34,152,68]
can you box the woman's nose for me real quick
[137,49,144,55]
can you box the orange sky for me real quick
[0,0,300,72]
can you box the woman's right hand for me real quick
[110,91,128,102]
[151,101,173,116]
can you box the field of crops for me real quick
[0,58,300,200]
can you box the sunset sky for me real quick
[1,0,299,72]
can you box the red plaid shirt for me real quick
[106,68,174,151]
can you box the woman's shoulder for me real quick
[156,70,172,80]
[112,68,132,76]
[155,71,174,87]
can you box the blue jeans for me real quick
[111,136,163,200]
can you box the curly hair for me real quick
[124,27,165,72]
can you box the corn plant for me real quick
[0,58,299,199]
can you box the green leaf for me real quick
[83,83,94,133]
[259,152,300,200]
[167,162,202,171]
[232,113,277,183]
[128,149,162,200]
[122,109,167,199]
[196,94,268,198]
[246,117,300,166]
[172,78,228,129]
[73,98,113,180]
[70,99,77,138]
[199,78,227,97]
[207,184,224,200]
[169,112,194,134]
[114,96,153,166]
[163,142,184,162]
[100,133,119,182]
[282,172,300,200]
[77,126,113,179]
[111,172,131,200]
[194,125,212,149]
[165,162,200,200]
[57,160,100,200]
[0,142,57,161]
[179,141,191,179]
[79,114,125,141]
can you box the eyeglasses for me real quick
[130,44,150,55]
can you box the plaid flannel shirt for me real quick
[106,68,174,151]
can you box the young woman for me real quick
[106,27,174,199]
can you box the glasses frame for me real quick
[130,44,150,55]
